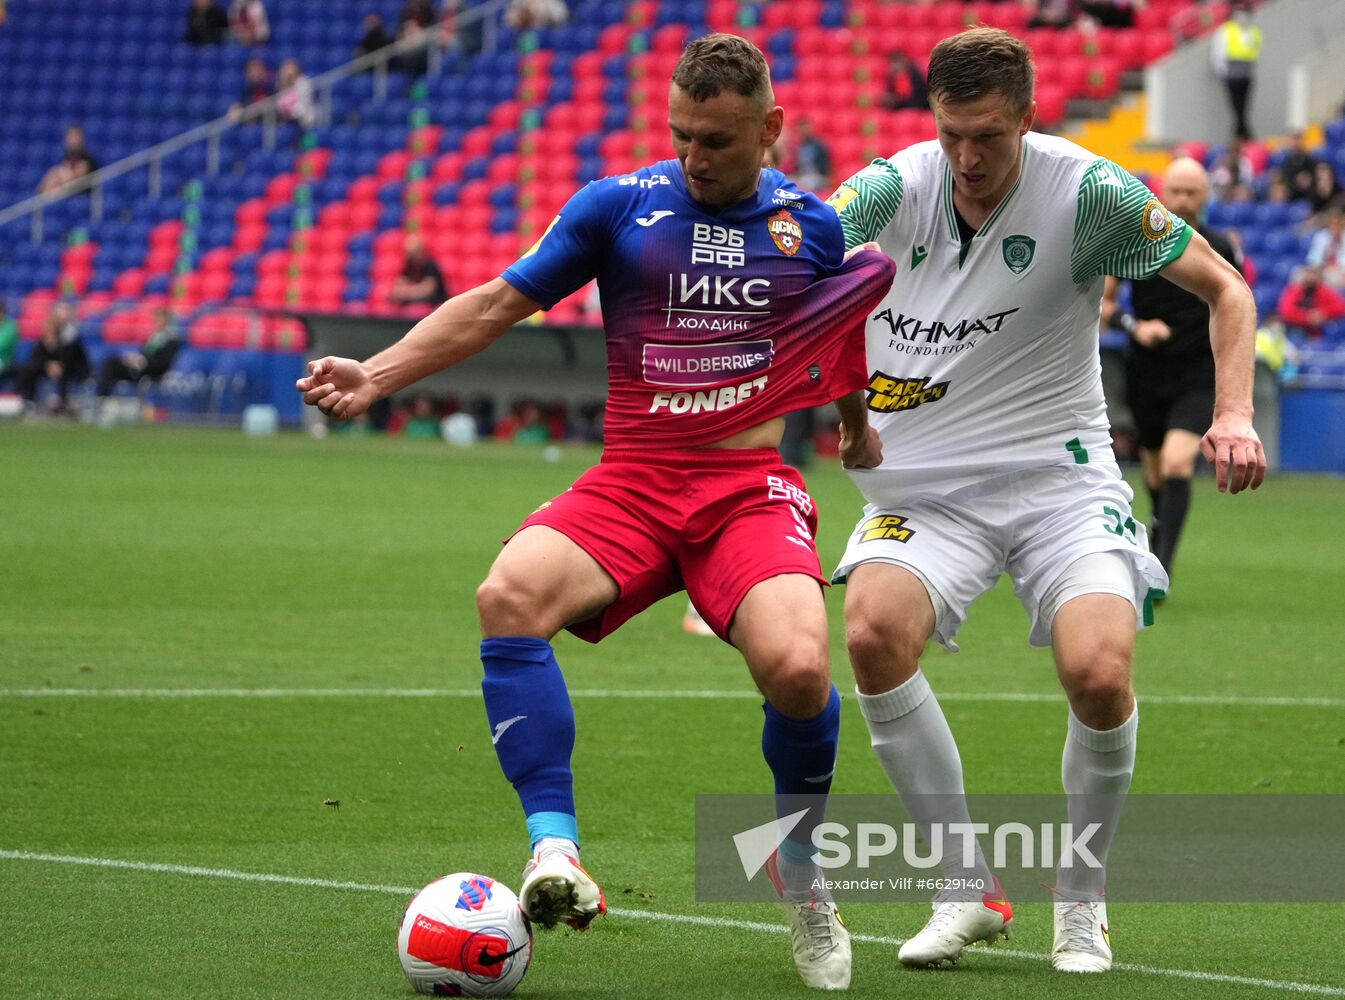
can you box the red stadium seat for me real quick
[200,271,232,303]
[296,147,332,180]
[257,250,290,279]
[144,245,177,274]
[235,199,268,226]
[148,220,184,250]
[431,151,467,183]
[264,174,298,205]
[377,150,413,183]
[348,201,381,232]
[112,269,147,300]
[348,176,380,203]
[407,125,443,157]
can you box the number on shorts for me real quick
[1102,505,1137,544]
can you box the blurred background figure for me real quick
[779,118,831,193]
[390,235,449,306]
[355,12,393,61]
[184,0,228,46]
[0,300,17,390]
[95,307,182,402]
[505,0,569,30]
[1211,0,1261,140]
[274,58,315,129]
[38,125,97,195]
[229,57,272,121]
[880,51,927,111]
[1306,204,1345,288]
[1277,265,1345,341]
[15,302,88,414]
[398,0,439,30]
[228,0,269,45]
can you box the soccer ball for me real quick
[398,873,533,997]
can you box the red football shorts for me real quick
[511,447,825,643]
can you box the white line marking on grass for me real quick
[3,850,1343,995]
[2,688,1342,708]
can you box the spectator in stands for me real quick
[390,235,449,306]
[1209,140,1255,202]
[1278,132,1321,204]
[1080,0,1135,28]
[1027,0,1082,30]
[185,0,228,46]
[400,394,442,439]
[781,118,831,193]
[38,125,97,195]
[398,0,439,29]
[274,58,316,129]
[15,302,89,413]
[504,0,569,30]
[228,0,269,45]
[229,57,272,122]
[1211,0,1260,141]
[880,51,927,111]
[1306,203,1345,288]
[0,300,17,389]
[356,12,394,61]
[1308,163,1343,217]
[393,17,432,77]
[95,307,182,401]
[1277,265,1345,340]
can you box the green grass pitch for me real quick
[1,424,1342,999]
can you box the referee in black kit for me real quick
[1101,157,1245,585]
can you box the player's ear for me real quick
[763,105,784,147]
[1020,101,1037,136]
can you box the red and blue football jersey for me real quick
[503,160,895,449]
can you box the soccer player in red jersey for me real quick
[298,34,894,990]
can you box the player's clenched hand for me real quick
[1133,319,1171,347]
[1200,413,1266,494]
[296,356,377,420]
[839,422,883,469]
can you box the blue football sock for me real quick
[480,636,578,849]
[762,685,840,865]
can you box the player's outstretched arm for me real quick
[296,278,543,419]
[1159,233,1267,494]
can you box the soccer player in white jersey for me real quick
[826,28,1266,973]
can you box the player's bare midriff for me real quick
[696,415,786,450]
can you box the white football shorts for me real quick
[832,463,1170,650]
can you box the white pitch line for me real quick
[2,850,1343,996]
[1,688,1342,708]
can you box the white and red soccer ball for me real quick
[398,873,532,997]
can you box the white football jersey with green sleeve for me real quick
[828,132,1191,495]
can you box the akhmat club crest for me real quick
[768,209,803,256]
[1001,234,1036,274]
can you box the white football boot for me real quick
[1051,895,1112,973]
[897,878,1013,967]
[767,853,852,990]
[519,843,606,931]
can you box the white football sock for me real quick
[1058,704,1137,897]
[857,670,994,895]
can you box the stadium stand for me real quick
[1,0,1343,420]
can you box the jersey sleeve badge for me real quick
[1140,198,1172,241]
[768,209,803,256]
[825,185,859,215]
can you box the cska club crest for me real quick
[768,209,803,256]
